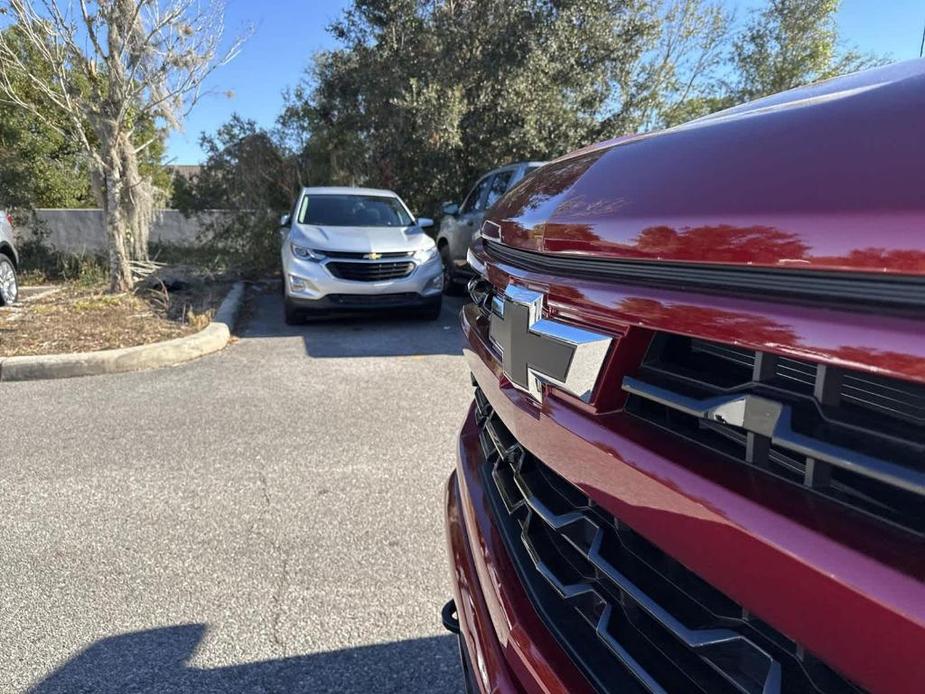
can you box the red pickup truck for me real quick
[444,61,925,694]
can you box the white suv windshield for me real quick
[299,194,413,227]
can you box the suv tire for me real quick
[440,246,463,296]
[284,299,302,325]
[419,298,443,321]
[0,253,17,306]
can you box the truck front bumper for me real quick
[443,404,593,694]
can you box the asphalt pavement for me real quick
[0,288,472,693]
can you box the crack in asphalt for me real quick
[246,466,291,655]
[269,549,293,653]
[245,465,271,537]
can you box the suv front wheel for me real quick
[0,254,17,306]
[283,299,302,325]
[440,246,462,296]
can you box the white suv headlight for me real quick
[290,243,326,261]
[413,246,438,262]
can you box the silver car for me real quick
[0,210,18,306]
[280,187,443,323]
[436,161,545,292]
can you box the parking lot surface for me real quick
[0,289,471,693]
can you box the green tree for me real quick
[0,25,171,213]
[0,103,94,210]
[282,0,731,215]
[174,115,304,272]
[0,24,93,209]
[0,24,171,209]
[727,0,885,103]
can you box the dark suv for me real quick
[436,162,544,292]
[444,61,925,693]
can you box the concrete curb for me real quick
[0,281,245,382]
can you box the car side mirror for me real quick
[441,202,459,217]
[279,213,291,227]
[417,217,434,229]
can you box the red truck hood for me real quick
[489,60,925,275]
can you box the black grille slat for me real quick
[625,335,925,536]
[327,261,415,281]
[691,340,755,369]
[776,358,817,388]
[475,392,859,694]
[326,292,418,306]
[841,373,925,425]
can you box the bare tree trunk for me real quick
[130,211,150,262]
[120,135,155,262]
[103,162,134,292]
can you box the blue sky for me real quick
[167,0,350,164]
[166,0,925,163]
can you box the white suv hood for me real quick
[290,223,433,253]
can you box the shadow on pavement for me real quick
[32,624,463,694]
[239,288,467,358]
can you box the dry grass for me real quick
[0,280,230,358]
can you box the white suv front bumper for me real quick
[282,251,444,304]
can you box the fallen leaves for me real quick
[0,281,229,357]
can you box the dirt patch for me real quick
[0,280,230,358]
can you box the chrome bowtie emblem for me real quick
[489,284,612,402]
[364,251,382,260]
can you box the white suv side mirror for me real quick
[417,217,434,229]
[280,213,291,227]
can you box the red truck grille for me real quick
[474,388,858,693]
[623,335,925,537]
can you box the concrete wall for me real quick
[21,209,219,253]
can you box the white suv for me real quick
[280,187,443,323]
[0,210,18,306]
